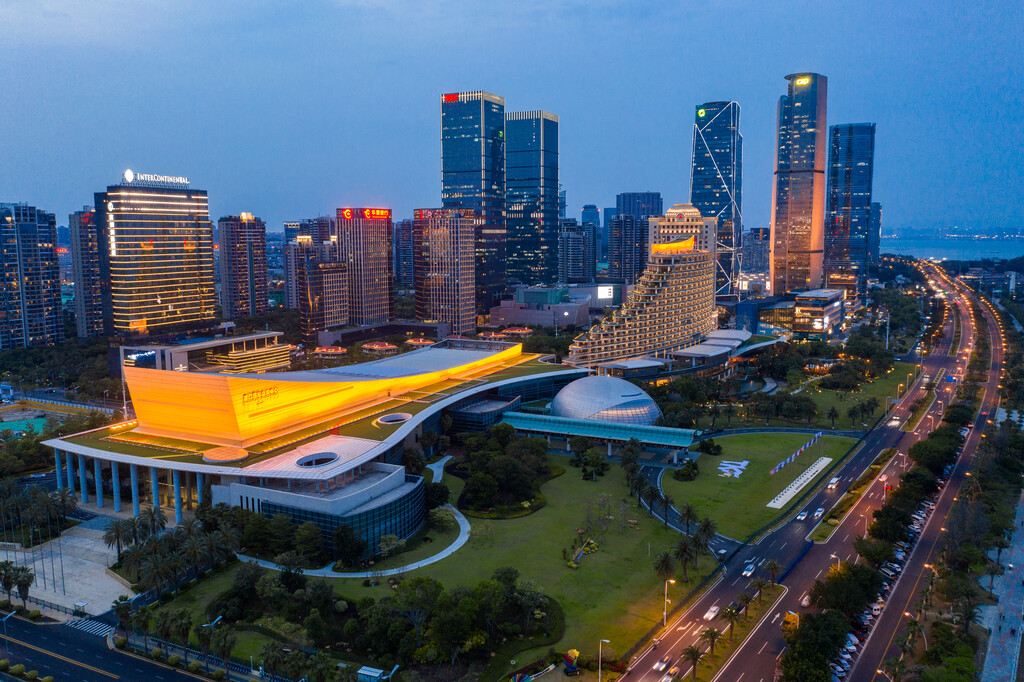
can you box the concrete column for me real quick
[607,441,612,456]
[93,458,104,508]
[130,464,140,516]
[112,463,122,513]
[185,474,192,509]
[172,470,182,524]
[65,452,75,493]
[77,454,88,503]
[150,467,160,509]
[196,473,204,505]
[54,451,64,490]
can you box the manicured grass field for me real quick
[661,433,857,541]
[332,517,461,573]
[331,465,717,671]
[802,361,917,429]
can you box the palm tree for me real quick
[708,405,721,429]
[996,536,1011,565]
[139,506,167,537]
[882,656,907,682]
[661,494,675,528]
[695,517,717,554]
[173,609,193,664]
[52,488,76,527]
[260,641,284,677]
[139,556,173,595]
[866,397,880,417]
[629,475,645,506]
[177,517,202,539]
[0,560,14,603]
[678,503,699,536]
[953,590,982,636]
[986,561,1005,592]
[654,551,675,581]
[127,515,146,545]
[827,407,839,429]
[721,605,742,641]
[681,644,703,680]
[764,558,781,586]
[12,566,33,608]
[211,627,237,672]
[750,577,769,607]
[699,628,722,663]
[181,535,206,578]
[111,595,132,636]
[195,619,213,672]
[307,651,337,682]
[103,519,132,564]
[672,535,697,583]
[121,544,145,582]
[905,617,923,651]
[724,404,735,427]
[847,405,860,427]
[152,609,175,647]
[131,609,151,653]
[642,483,659,518]
[737,592,754,622]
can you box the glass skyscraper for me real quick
[825,123,876,299]
[770,73,828,295]
[70,206,104,339]
[218,213,268,319]
[616,192,663,222]
[690,101,743,294]
[413,208,477,336]
[336,208,393,325]
[505,110,560,285]
[441,91,506,312]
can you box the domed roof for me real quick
[550,375,662,426]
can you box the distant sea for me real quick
[881,237,1024,261]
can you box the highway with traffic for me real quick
[626,262,997,682]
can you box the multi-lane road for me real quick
[627,263,997,681]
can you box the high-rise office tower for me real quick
[691,101,743,294]
[557,219,597,284]
[218,213,268,319]
[505,110,560,285]
[868,202,882,266]
[296,252,348,347]
[336,208,393,325]
[770,73,828,295]
[69,206,104,339]
[393,219,415,289]
[581,205,600,227]
[284,221,300,243]
[608,214,647,284]
[0,203,63,349]
[603,207,616,261]
[284,237,338,310]
[616,192,663,222]
[741,227,771,274]
[825,123,876,299]
[413,209,477,336]
[95,171,216,336]
[558,187,567,219]
[441,91,506,312]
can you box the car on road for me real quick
[801,594,811,607]
[742,564,755,577]
[703,605,720,621]
[653,655,672,672]
[796,511,809,521]
[813,507,824,519]
[659,666,681,682]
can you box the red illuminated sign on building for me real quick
[443,93,459,102]
[339,208,391,220]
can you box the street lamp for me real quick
[664,579,676,626]
[598,638,610,682]
[877,669,894,681]
[2,611,15,659]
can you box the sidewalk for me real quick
[980,490,1024,681]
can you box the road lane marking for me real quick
[0,634,119,679]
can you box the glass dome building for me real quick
[549,375,662,425]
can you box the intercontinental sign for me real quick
[122,169,190,187]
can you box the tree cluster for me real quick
[452,424,550,511]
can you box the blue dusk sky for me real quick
[1,1,1020,232]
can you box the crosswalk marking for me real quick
[66,618,115,638]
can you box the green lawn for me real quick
[662,433,857,541]
[332,516,461,573]
[330,466,717,671]
[805,361,917,428]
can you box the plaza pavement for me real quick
[980,490,1024,681]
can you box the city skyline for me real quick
[3,2,1019,234]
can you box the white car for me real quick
[813,507,824,519]
[742,564,755,577]
[703,605,720,621]
[652,655,672,672]
[797,511,809,521]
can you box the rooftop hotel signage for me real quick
[122,169,190,187]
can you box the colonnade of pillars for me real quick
[52,450,205,525]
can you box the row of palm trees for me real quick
[0,479,78,547]
[669,579,781,681]
[103,513,238,595]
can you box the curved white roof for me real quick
[550,375,662,426]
